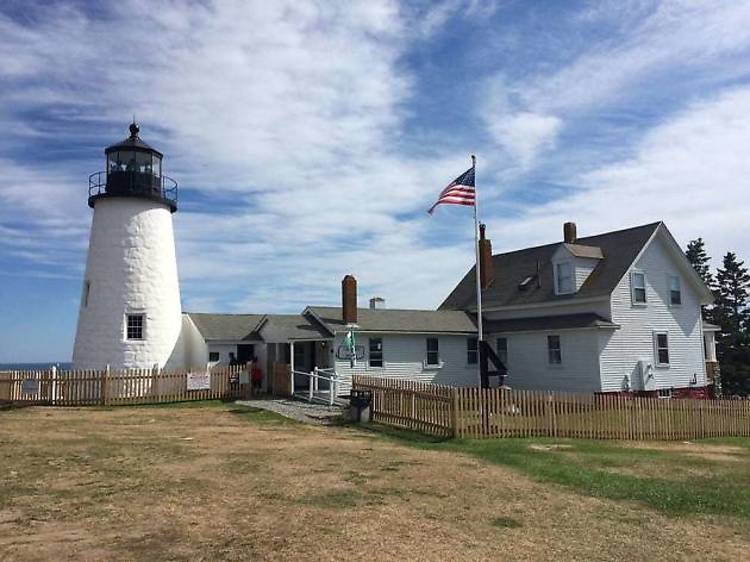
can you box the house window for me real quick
[369,337,383,367]
[467,337,478,365]
[426,338,440,366]
[208,351,220,362]
[669,276,682,305]
[631,271,647,304]
[547,335,562,365]
[126,314,144,340]
[658,388,673,399]
[555,262,574,294]
[496,337,508,365]
[654,332,670,366]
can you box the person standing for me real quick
[250,356,263,395]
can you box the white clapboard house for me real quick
[178,221,718,398]
[441,221,718,398]
[180,292,479,396]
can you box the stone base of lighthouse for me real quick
[72,197,183,370]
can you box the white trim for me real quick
[657,225,714,304]
[546,334,563,367]
[668,274,682,307]
[653,331,670,368]
[301,307,337,337]
[630,269,647,306]
[331,329,477,336]
[611,223,661,302]
[554,259,575,295]
[124,311,146,342]
[425,336,441,368]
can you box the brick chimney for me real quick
[479,223,494,290]
[342,275,357,324]
[563,222,577,244]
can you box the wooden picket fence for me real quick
[0,366,245,407]
[352,375,750,440]
[352,376,456,437]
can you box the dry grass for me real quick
[1,402,749,561]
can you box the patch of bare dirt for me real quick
[625,441,748,463]
[1,405,749,561]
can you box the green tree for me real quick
[685,238,714,288]
[714,252,750,350]
[713,252,750,396]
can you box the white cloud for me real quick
[485,112,561,170]
[485,86,750,266]
[481,1,750,170]
[0,1,480,312]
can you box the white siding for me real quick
[172,314,207,368]
[574,257,600,291]
[205,342,265,367]
[550,245,602,292]
[599,234,706,392]
[487,329,602,393]
[332,333,479,388]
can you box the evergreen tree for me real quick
[713,252,750,396]
[685,238,714,288]
[714,252,750,350]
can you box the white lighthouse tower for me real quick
[72,123,183,370]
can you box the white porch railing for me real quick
[292,367,346,406]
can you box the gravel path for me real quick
[235,398,348,425]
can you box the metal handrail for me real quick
[293,368,343,406]
[88,171,178,205]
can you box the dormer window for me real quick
[555,262,574,294]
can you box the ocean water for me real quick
[0,362,72,371]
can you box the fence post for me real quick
[99,365,107,406]
[452,388,460,438]
[50,365,57,406]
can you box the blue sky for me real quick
[2,0,750,362]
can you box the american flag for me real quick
[427,165,475,214]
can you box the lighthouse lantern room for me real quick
[72,123,184,370]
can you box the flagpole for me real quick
[472,154,483,387]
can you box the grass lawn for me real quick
[368,425,750,519]
[1,403,749,561]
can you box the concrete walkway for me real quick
[235,397,348,425]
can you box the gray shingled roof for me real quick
[306,306,477,334]
[187,313,264,341]
[485,313,619,334]
[563,243,604,259]
[258,314,331,342]
[440,222,661,311]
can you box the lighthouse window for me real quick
[136,151,152,174]
[126,314,144,340]
[82,281,91,308]
[152,154,162,177]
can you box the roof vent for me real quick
[518,276,535,291]
[369,297,385,310]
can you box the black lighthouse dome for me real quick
[88,122,178,212]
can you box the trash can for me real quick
[350,389,372,423]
